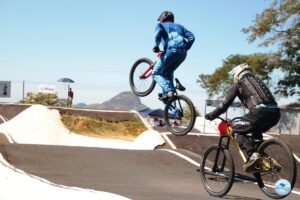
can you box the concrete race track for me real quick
[0,143,299,200]
[0,104,299,199]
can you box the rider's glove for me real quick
[152,45,160,53]
[205,113,214,121]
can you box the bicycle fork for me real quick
[212,137,230,172]
[139,64,154,79]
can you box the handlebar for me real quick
[215,116,242,136]
[216,116,243,124]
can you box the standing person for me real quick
[152,11,195,101]
[3,83,7,96]
[205,63,281,172]
[67,87,74,107]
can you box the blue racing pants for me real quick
[152,50,187,95]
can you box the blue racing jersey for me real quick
[154,22,195,53]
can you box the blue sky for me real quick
[0,0,293,112]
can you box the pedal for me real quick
[175,78,186,91]
[159,95,172,104]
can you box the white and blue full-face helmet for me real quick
[230,63,253,83]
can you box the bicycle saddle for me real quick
[246,135,263,145]
[175,78,186,91]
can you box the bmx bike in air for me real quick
[129,52,196,136]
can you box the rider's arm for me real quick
[183,28,195,50]
[154,24,165,47]
[207,83,239,120]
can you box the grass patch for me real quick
[61,114,147,141]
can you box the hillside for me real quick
[75,91,148,111]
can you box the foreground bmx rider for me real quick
[205,63,281,172]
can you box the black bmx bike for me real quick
[200,116,297,199]
[129,52,196,136]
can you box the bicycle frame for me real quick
[139,64,154,79]
[226,126,248,163]
[139,52,163,79]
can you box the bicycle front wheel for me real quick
[200,146,235,197]
[255,138,297,199]
[129,58,156,97]
[164,95,196,136]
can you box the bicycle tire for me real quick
[254,138,297,199]
[129,58,156,97]
[164,95,196,136]
[200,146,235,197]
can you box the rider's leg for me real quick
[249,108,280,150]
[234,129,262,172]
[152,51,186,100]
[232,108,275,155]
[163,51,186,94]
[243,110,280,172]
[233,117,255,156]
[251,132,263,151]
[233,110,272,172]
[252,132,263,142]
[236,134,255,156]
[255,108,281,133]
[235,132,262,172]
[152,55,169,96]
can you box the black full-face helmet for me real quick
[158,11,174,23]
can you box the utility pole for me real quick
[22,80,25,101]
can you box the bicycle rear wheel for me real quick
[200,146,235,197]
[164,95,196,136]
[255,138,297,199]
[129,58,156,97]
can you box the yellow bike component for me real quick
[227,127,247,163]
[262,159,271,171]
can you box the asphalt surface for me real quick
[0,143,299,200]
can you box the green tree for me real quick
[197,53,281,98]
[183,105,201,118]
[20,92,66,106]
[242,0,300,97]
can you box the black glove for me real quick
[205,113,214,121]
[152,45,160,53]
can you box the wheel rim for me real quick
[165,97,194,134]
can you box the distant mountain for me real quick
[74,91,148,111]
[75,103,88,108]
